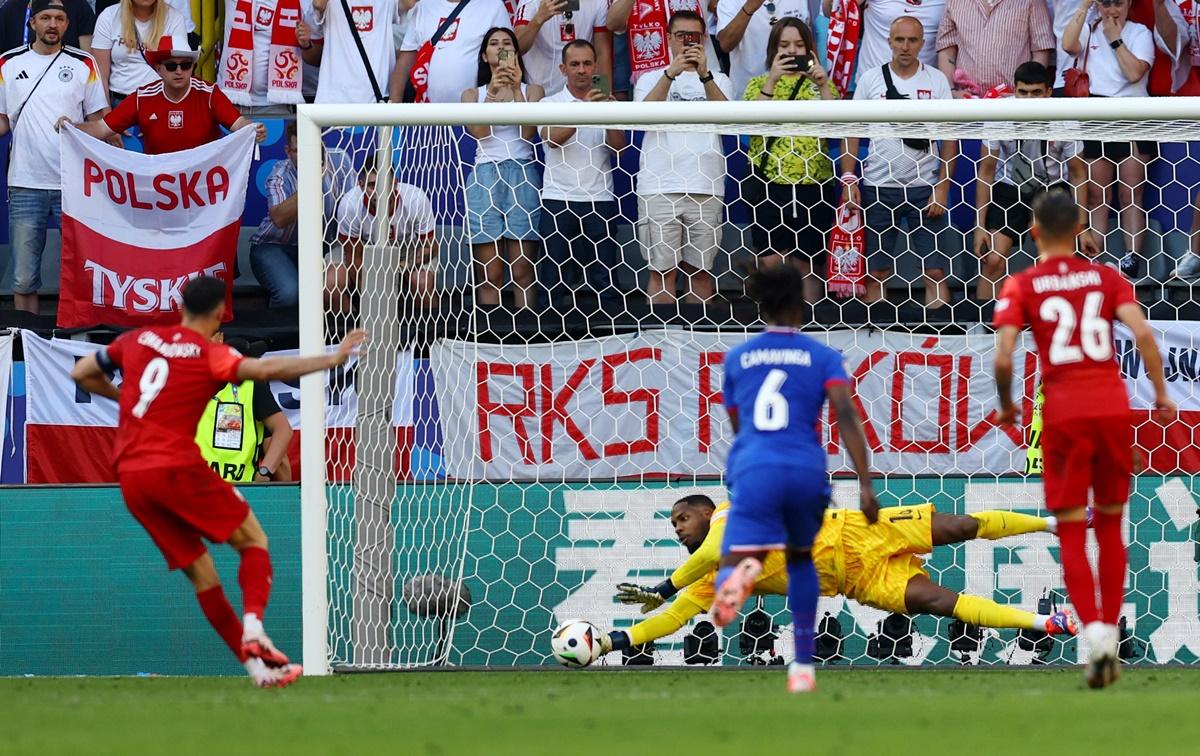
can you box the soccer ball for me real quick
[550,619,601,668]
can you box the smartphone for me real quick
[497,49,513,64]
[592,73,611,97]
[562,0,580,12]
[787,53,814,73]
[680,30,702,47]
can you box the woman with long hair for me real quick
[92,0,188,101]
[741,18,840,304]
[460,27,544,309]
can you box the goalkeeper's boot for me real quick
[1044,610,1079,637]
[787,663,816,694]
[242,631,291,669]
[712,557,762,629]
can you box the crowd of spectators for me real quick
[6,0,1200,321]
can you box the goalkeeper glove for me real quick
[616,583,666,614]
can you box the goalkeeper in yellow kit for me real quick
[596,493,1078,656]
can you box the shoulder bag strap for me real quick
[337,0,391,102]
[756,77,807,173]
[402,0,474,103]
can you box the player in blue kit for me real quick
[714,267,878,693]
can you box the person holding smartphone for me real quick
[741,17,840,304]
[462,27,545,310]
[516,0,612,94]
[538,39,627,312]
[634,10,733,305]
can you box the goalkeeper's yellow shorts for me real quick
[839,504,935,615]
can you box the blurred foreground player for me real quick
[993,187,1174,689]
[713,266,878,693]
[602,494,1077,656]
[71,277,367,687]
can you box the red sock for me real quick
[196,585,245,662]
[238,546,273,620]
[1094,511,1128,625]
[1057,519,1098,625]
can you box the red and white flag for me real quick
[57,127,256,329]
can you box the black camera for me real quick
[867,613,913,662]
[621,641,655,666]
[684,621,721,665]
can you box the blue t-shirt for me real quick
[723,328,850,478]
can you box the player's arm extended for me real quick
[1116,303,1177,422]
[604,593,707,653]
[71,353,120,402]
[828,383,879,523]
[237,330,367,383]
[994,325,1020,422]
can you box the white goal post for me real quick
[296,97,1200,676]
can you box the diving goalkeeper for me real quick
[597,494,1076,655]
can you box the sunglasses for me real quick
[162,60,194,72]
[563,11,574,37]
[766,1,777,24]
[1097,0,1123,5]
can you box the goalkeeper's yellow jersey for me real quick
[626,502,841,646]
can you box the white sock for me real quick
[243,613,264,638]
[1044,516,1057,534]
[1032,614,1052,630]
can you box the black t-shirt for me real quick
[252,381,283,424]
[0,0,97,53]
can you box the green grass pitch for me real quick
[3,668,1198,755]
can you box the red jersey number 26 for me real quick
[1038,291,1112,366]
[132,357,170,418]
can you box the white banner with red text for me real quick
[432,324,1200,480]
[57,127,255,328]
[19,331,413,483]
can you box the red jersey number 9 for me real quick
[132,357,170,418]
[1039,291,1112,366]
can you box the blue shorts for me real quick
[721,465,831,552]
[465,159,542,244]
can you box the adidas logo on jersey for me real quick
[149,113,159,120]
[15,70,28,80]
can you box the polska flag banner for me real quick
[20,331,416,483]
[57,127,256,328]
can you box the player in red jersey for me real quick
[71,276,366,688]
[992,187,1175,689]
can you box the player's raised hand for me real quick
[616,583,665,614]
[860,486,880,524]
[332,329,368,365]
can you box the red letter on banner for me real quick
[83,159,103,197]
[697,351,724,453]
[954,355,1023,449]
[889,351,953,454]
[476,361,537,464]
[828,350,886,453]
[540,361,600,462]
[601,348,661,457]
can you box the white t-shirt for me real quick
[1049,0,1083,87]
[515,0,606,95]
[715,0,819,98]
[853,62,952,187]
[92,5,189,96]
[314,0,401,103]
[1075,19,1154,97]
[539,87,615,201]
[473,85,536,163]
[633,68,731,196]
[986,138,1081,186]
[221,0,317,106]
[336,181,437,241]
[401,0,512,104]
[855,0,945,87]
[0,46,109,189]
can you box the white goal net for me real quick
[296,98,1200,674]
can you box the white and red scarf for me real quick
[825,0,860,97]
[219,0,305,105]
[628,0,702,79]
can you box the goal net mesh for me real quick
[307,112,1200,670]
